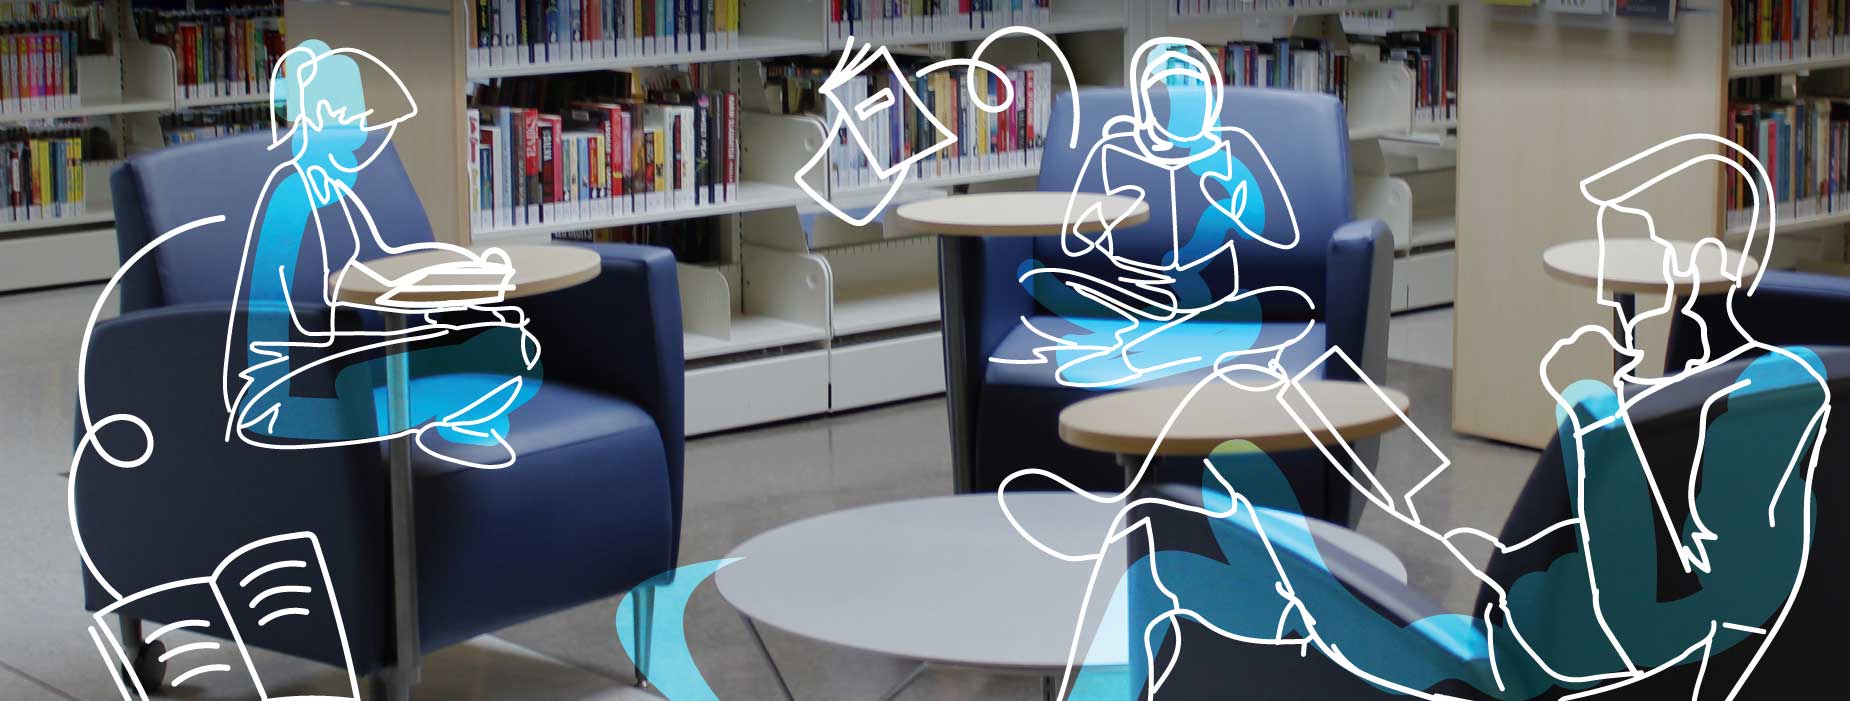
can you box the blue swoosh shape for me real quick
[615,558,742,700]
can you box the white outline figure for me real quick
[67,42,550,701]
[995,44,1829,700]
[989,38,1314,389]
[797,28,1080,226]
[225,43,539,470]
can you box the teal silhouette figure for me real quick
[229,40,541,468]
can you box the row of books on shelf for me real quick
[0,26,85,114]
[1730,0,1850,66]
[1374,29,1457,124]
[550,217,727,263]
[466,0,744,71]
[159,104,273,145]
[0,126,100,223]
[1171,0,1378,17]
[829,0,1052,42]
[131,5,285,102]
[0,0,111,116]
[1191,31,1458,124]
[1725,99,1850,222]
[1209,38,1351,101]
[762,58,1053,194]
[467,71,739,233]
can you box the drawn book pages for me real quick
[88,533,359,701]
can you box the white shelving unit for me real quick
[0,0,245,294]
[339,0,1143,434]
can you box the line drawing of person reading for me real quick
[991,38,1315,389]
[226,41,541,469]
[795,28,1080,227]
[1012,134,1831,701]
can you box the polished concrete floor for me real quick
[0,287,1526,700]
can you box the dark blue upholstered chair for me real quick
[1135,346,1849,699]
[78,132,683,698]
[948,86,1392,518]
[1667,268,1850,370]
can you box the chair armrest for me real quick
[1322,219,1394,382]
[516,243,685,558]
[1667,269,1850,372]
[74,302,392,668]
[960,235,1039,359]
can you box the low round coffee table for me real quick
[716,492,1401,700]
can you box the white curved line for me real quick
[169,663,233,687]
[249,585,312,609]
[157,641,221,664]
[237,559,308,588]
[256,607,312,627]
[144,619,213,644]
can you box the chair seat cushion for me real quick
[985,315,1329,389]
[408,381,674,650]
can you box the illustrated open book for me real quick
[88,532,360,701]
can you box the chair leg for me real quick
[632,585,655,688]
[115,616,144,659]
[370,669,414,701]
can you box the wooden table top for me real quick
[1542,238,1759,295]
[331,244,600,306]
[1059,379,1412,456]
[887,192,1150,237]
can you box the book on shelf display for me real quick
[1725,97,1850,228]
[1730,0,1850,67]
[468,0,741,70]
[470,71,738,234]
[0,125,90,223]
[829,0,1050,43]
[131,4,285,102]
[0,2,108,115]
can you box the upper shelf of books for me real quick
[1169,0,1459,20]
[464,0,1130,79]
[1728,0,1850,77]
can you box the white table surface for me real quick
[886,192,1151,237]
[716,493,1406,673]
[1541,238,1758,295]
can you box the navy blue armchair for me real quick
[77,132,682,698]
[950,86,1392,516]
[1667,268,1850,371]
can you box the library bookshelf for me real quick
[291,0,1468,434]
[0,1,280,294]
[294,0,1137,435]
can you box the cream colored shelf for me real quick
[469,35,826,80]
[1730,53,1850,78]
[472,182,812,242]
[0,95,174,125]
[832,286,940,337]
[685,315,828,360]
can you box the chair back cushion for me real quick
[111,131,434,312]
[1482,345,1850,696]
[1035,86,1352,316]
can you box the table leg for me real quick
[742,615,796,701]
[875,662,928,701]
[383,313,421,688]
[938,234,978,494]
